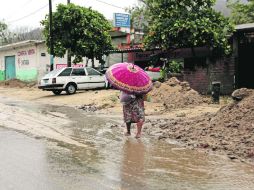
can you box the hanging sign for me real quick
[113,13,131,28]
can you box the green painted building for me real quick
[0,40,100,82]
[0,40,47,82]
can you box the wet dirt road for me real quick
[0,96,254,190]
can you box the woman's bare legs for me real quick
[125,122,131,136]
[135,120,144,138]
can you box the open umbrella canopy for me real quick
[106,62,153,94]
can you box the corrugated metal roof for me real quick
[0,40,45,51]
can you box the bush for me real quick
[168,60,183,73]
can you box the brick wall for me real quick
[183,65,210,95]
[180,56,235,95]
[208,56,235,95]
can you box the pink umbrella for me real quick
[106,62,153,94]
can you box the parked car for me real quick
[146,71,161,81]
[38,67,108,95]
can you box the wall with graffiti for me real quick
[0,44,37,81]
[0,41,100,82]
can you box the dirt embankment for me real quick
[0,79,37,88]
[144,88,254,163]
[149,77,209,110]
[1,78,253,163]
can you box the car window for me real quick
[71,68,86,76]
[86,68,101,76]
[58,68,72,76]
[44,69,62,78]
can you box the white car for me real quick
[146,71,161,81]
[38,67,108,95]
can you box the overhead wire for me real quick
[6,0,127,24]
[93,0,126,10]
[7,0,56,24]
[5,0,35,19]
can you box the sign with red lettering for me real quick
[17,49,35,56]
[56,64,84,69]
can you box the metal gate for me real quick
[5,56,16,80]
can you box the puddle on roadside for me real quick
[0,96,254,190]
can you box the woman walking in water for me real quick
[105,63,152,138]
[120,91,145,138]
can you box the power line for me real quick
[6,0,34,19]
[7,0,126,24]
[7,0,56,24]
[94,0,125,10]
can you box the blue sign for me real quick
[113,13,131,28]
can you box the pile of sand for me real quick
[205,88,254,159]
[212,88,254,130]
[211,88,254,132]
[145,88,254,162]
[0,79,36,88]
[149,77,205,110]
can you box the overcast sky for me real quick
[0,0,139,30]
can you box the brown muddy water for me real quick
[0,97,254,190]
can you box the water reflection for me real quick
[0,128,61,190]
[120,139,147,190]
[1,96,254,190]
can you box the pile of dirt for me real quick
[208,88,254,159]
[0,79,36,88]
[144,88,254,163]
[149,77,206,110]
[212,88,254,128]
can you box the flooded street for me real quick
[0,96,254,190]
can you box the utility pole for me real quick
[67,0,71,67]
[49,0,54,71]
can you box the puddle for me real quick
[0,96,254,190]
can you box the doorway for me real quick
[5,56,16,80]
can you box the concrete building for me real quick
[107,24,254,95]
[1,23,253,95]
[0,40,98,82]
[0,40,46,82]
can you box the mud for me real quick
[0,98,86,147]
[1,93,254,189]
[77,104,101,112]
[1,85,253,164]
[0,78,37,88]
[149,77,209,110]
[142,88,254,164]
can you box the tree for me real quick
[0,22,44,46]
[12,27,44,42]
[227,0,254,25]
[143,0,234,55]
[0,21,8,45]
[41,3,113,66]
[127,2,149,33]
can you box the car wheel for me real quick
[66,83,77,95]
[52,90,62,95]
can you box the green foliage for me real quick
[159,68,167,81]
[41,3,113,64]
[168,60,183,73]
[159,59,183,81]
[0,21,8,45]
[143,0,234,55]
[0,21,7,37]
[227,0,254,24]
[127,2,149,32]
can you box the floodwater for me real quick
[0,97,254,190]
